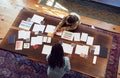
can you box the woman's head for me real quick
[48,42,65,69]
[66,15,78,25]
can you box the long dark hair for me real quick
[48,43,65,69]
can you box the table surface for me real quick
[0,8,113,78]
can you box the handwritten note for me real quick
[19,20,33,30]
[42,45,52,55]
[31,14,44,24]
[80,32,88,42]
[86,36,94,45]
[31,36,43,46]
[62,43,73,54]
[61,31,74,41]
[15,41,23,50]
[73,33,80,41]
[32,24,45,33]
[45,25,56,34]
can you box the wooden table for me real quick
[0,8,113,78]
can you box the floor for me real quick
[0,0,120,41]
[39,0,120,26]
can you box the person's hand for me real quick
[54,27,66,35]
[53,29,61,35]
[60,27,66,31]
[57,29,63,32]
[54,28,64,34]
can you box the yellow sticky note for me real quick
[47,33,53,37]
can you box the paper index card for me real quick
[24,43,30,49]
[15,41,23,50]
[47,37,52,43]
[45,25,56,34]
[31,14,44,24]
[75,45,83,54]
[18,30,30,39]
[75,45,89,55]
[42,45,52,55]
[93,45,100,55]
[80,32,88,42]
[62,43,73,54]
[86,36,94,45]
[43,36,47,42]
[31,36,43,46]
[32,24,45,33]
[19,20,33,30]
[73,33,80,41]
[61,31,74,41]
[93,56,97,64]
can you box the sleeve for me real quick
[46,54,49,61]
[64,57,71,72]
[55,17,66,30]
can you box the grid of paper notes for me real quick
[16,14,97,58]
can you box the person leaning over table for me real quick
[46,42,71,78]
[55,12,81,32]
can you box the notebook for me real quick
[8,35,15,44]
[99,45,108,58]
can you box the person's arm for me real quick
[64,57,71,72]
[55,17,66,32]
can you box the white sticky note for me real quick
[47,37,52,43]
[75,45,89,55]
[80,32,88,42]
[45,25,56,34]
[61,31,74,41]
[94,45,100,55]
[93,56,97,64]
[24,43,30,49]
[31,36,43,46]
[31,14,44,24]
[32,24,45,33]
[42,45,52,55]
[73,33,80,41]
[19,20,33,30]
[62,43,73,54]
[86,36,94,45]
[43,36,47,42]
[18,30,30,39]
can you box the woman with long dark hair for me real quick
[46,42,71,78]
